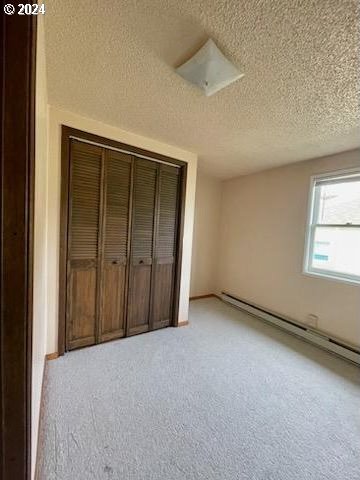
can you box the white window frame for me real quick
[303,167,360,286]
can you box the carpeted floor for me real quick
[37,298,360,480]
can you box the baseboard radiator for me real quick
[220,292,360,366]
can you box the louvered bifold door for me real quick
[127,159,157,335]
[99,150,132,342]
[67,141,102,350]
[151,164,180,329]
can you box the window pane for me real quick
[311,226,360,278]
[315,180,360,224]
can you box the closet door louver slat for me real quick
[127,159,157,335]
[151,165,180,328]
[67,141,102,350]
[100,150,132,341]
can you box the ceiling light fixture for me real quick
[176,39,244,96]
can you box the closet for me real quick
[61,129,184,352]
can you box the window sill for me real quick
[303,269,360,287]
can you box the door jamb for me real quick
[0,13,36,480]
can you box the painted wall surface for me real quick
[46,106,197,353]
[190,171,222,297]
[218,149,360,346]
[32,16,48,479]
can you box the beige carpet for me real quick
[37,298,360,479]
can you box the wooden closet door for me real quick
[127,159,157,335]
[151,164,180,328]
[99,150,132,342]
[67,141,102,350]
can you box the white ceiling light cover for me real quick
[176,39,244,96]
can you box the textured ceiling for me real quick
[45,0,360,178]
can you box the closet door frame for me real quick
[58,126,187,356]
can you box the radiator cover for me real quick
[220,292,360,366]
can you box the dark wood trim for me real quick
[58,127,187,353]
[58,127,71,356]
[45,352,59,361]
[1,13,36,480]
[172,164,187,327]
[189,294,216,301]
[61,126,187,168]
[34,359,48,480]
[177,321,189,327]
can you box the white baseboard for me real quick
[220,292,360,366]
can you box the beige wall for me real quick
[190,171,222,297]
[45,106,197,353]
[217,149,360,347]
[32,16,48,479]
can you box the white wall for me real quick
[32,15,48,479]
[217,149,360,347]
[45,106,197,353]
[190,171,222,297]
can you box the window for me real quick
[304,169,360,285]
